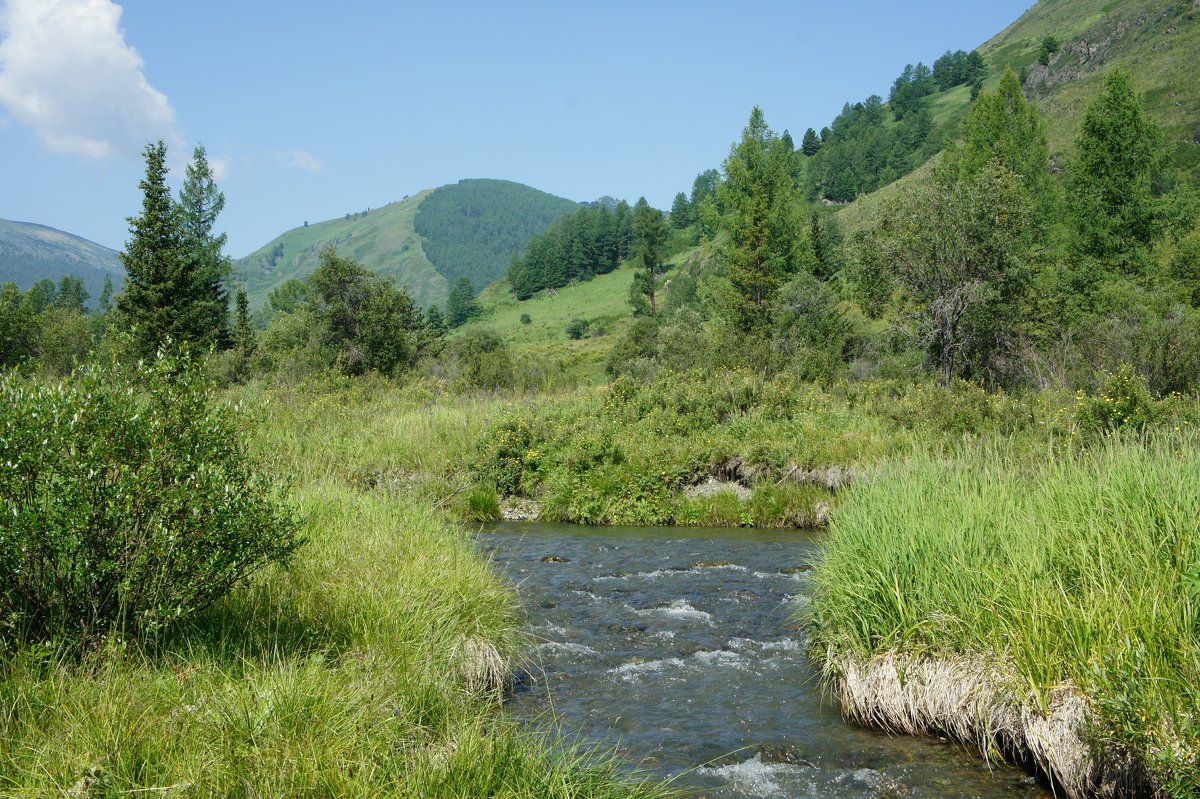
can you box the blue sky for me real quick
[0,0,1033,258]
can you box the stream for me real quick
[480,521,1049,799]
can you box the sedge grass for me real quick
[810,433,1200,794]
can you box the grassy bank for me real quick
[809,436,1200,797]
[465,370,1167,529]
[0,376,664,798]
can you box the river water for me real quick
[480,521,1049,799]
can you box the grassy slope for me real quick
[236,191,442,311]
[0,218,124,303]
[453,236,698,385]
[836,0,1200,233]
[0,378,664,798]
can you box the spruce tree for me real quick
[179,144,231,348]
[118,140,194,357]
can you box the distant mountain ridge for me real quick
[0,218,124,304]
[235,179,580,311]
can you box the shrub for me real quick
[519,313,532,325]
[1077,364,1161,432]
[565,318,589,340]
[0,351,303,648]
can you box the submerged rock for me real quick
[539,555,569,563]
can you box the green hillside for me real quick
[414,179,580,289]
[983,0,1199,163]
[453,241,698,384]
[0,218,124,304]
[836,0,1200,231]
[235,191,439,311]
[236,180,579,312]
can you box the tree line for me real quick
[603,67,1200,397]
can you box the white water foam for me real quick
[534,641,597,656]
[780,593,811,608]
[726,637,802,653]
[697,753,803,798]
[635,599,713,622]
[610,648,743,679]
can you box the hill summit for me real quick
[235,179,579,310]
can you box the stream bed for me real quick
[480,521,1049,799]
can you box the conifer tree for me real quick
[670,192,691,228]
[1069,69,1164,268]
[425,304,447,335]
[118,140,195,356]
[179,144,232,348]
[961,68,1048,187]
[55,276,89,312]
[98,274,114,313]
[445,277,478,327]
[717,107,805,329]
[801,128,821,156]
[631,198,668,317]
[232,286,256,381]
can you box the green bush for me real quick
[0,351,303,648]
[519,313,532,325]
[1077,364,1161,432]
[565,318,589,340]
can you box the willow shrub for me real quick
[0,351,302,649]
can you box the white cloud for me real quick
[209,154,232,182]
[0,0,181,160]
[273,148,322,173]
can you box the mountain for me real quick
[235,179,579,311]
[0,218,124,304]
[836,0,1200,230]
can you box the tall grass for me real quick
[810,434,1200,793]
[0,375,668,797]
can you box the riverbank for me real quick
[467,370,1193,529]
[809,437,1200,797]
[0,375,664,798]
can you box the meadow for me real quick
[0,373,666,798]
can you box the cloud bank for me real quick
[0,0,181,159]
[273,148,323,173]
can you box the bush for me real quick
[565,318,589,340]
[519,313,532,325]
[1077,364,1161,432]
[0,351,303,648]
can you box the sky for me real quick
[0,0,1035,258]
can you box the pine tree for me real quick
[632,198,668,317]
[118,140,195,357]
[1069,69,1165,268]
[961,68,1048,187]
[179,144,231,348]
